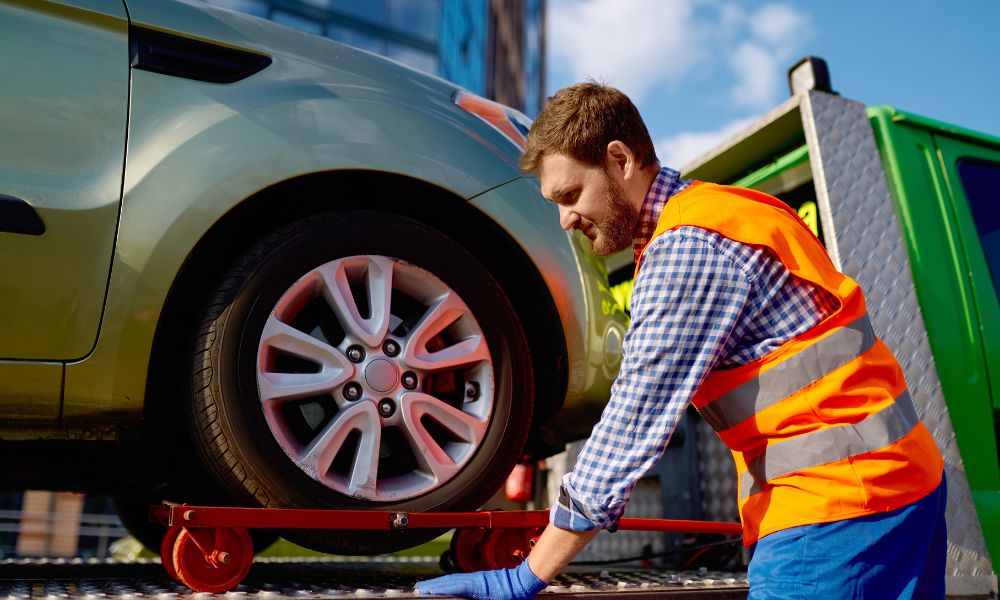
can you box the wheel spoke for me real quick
[302,401,382,498]
[403,292,489,372]
[318,257,393,347]
[410,335,490,372]
[406,290,464,345]
[258,316,355,404]
[399,393,487,483]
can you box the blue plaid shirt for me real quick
[551,167,840,532]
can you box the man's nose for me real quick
[558,206,579,231]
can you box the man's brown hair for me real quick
[519,81,657,175]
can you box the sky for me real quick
[545,0,1000,169]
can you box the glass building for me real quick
[202,0,546,116]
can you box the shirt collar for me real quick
[633,167,692,262]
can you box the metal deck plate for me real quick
[0,557,748,599]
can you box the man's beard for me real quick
[582,169,637,256]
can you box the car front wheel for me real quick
[186,211,533,554]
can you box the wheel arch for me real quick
[144,169,568,461]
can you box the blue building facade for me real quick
[202,0,545,115]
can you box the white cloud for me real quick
[729,41,780,108]
[548,1,812,112]
[724,3,811,109]
[718,3,747,33]
[749,3,811,56]
[548,0,708,103]
[656,117,756,169]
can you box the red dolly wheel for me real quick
[172,527,253,593]
[159,526,184,581]
[450,527,492,572]
[482,527,544,570]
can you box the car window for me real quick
[957,159,1000,299]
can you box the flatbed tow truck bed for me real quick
[0,504,749,599]
[0,556,749,599]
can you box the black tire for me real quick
[111,495,169,553]
[186,211,533,555]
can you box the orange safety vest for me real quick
[636,181,944,545]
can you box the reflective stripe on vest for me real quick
[699,314,877,432]
[739,390,919,499]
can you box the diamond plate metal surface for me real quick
[696,418,738,525]
[576,476,671,563]
[801,91,995,589]
[550,443,671,562]
[0,557,750,598]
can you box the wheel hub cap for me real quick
[365,358,398,393]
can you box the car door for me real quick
[0,0,129,363]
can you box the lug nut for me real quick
[343,382,363,401]
[346,345,365,363]
[378,398,396,417]
[401,371,418,390]
[465,381,480,401]
[383,339,400,357]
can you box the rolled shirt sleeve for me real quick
[551,229,754,532]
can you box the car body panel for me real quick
[470,178,627,438]
[58,0,624,436]
[0,361,62,423]
[0,0,128,363]
[124,0,522,194]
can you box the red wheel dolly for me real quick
[152,504,742,593]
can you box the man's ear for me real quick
[605,141,633,176]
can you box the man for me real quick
[416,82,946,599]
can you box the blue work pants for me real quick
[747,475,947,599]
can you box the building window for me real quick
[386,42,439,73]
[203,0,268,17]
[327,22,386,53]
[335,0,387,25]
[387,0,440,42]
[487,0,524,110]
[272,9,324,34]
[196,0,543,108]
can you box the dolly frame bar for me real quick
[154,504,743,535]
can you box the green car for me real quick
[0,0,627,554]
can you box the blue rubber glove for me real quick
[415,560,547,600]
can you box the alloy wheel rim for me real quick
[255,255,494,501]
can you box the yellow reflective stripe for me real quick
[701,314,877,432]
[739,391,919,500]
